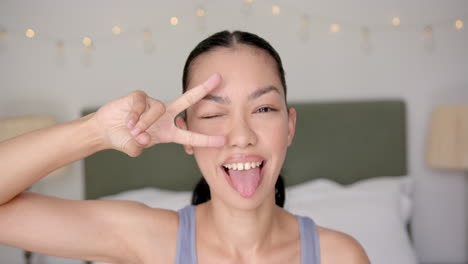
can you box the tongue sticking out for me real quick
[228,167,261,198]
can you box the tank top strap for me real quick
[175,205,198,264]
[297,215,321,264]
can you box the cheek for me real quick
[254,118,290,147]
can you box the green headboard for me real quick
[83,99,406,200]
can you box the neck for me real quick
[200,193,281,255]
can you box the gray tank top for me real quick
[175,205,321,264]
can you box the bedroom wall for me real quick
[0,0,467,263]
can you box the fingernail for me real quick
[205,73,221,89]
[127,120,135,129]
[130,127,141,137]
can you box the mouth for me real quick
[221,160,266,198]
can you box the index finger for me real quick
[173,128,226,148]
[167,73,222,114]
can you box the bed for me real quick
[83,99,418,264]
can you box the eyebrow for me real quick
[248,85,280,101]
[202,85,280,104]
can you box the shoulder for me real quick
[316,226,370,264]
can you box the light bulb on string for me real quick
[197,7,205,17]
[142,29,155,54]
[455,19,463,30]
[56,40,65,52]
[423,25,435,52]
[25,28,35,38]
[245,0,254,3]
[392,17,401,27]
[330,24,340,33]
[360,26,371,54]
[298,15,311,42]
[55,40,66,67]
[143,30,152,41]
[82,37,93,48]
[424,25,433,38]
[112,25,121,35]
[272,5,280,15]
[170,17,179,26]
[196,7,207,32]
[0,27,6,40]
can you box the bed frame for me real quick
[83,99,407,200]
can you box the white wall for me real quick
[0,0,467,263]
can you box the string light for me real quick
[56,40,65,52]
[424,26,433,38]
[360,27,371,53]
[143,30,151,41]
[300,15,310,28]
[423,25,435,52]
[0,5,465,60]
[298,15,311,42]
[25,28,35,38]
[112,25,121,35]
[170,17,179,25]
[82,37,92,48]
[0,28,6,40]
[272,5,280,15]
[330,24,340,33]
[197,8,205,17]
[245,0,253,3]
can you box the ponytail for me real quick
[191,175,285,207]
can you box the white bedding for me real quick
[96,176,417,264]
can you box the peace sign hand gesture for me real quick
[93,73,225,157]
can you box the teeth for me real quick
[223,161,263,171]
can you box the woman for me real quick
[0,30,370,264]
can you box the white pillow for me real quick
[285,177,418,264]
[286,176,414,223]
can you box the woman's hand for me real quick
[92,73,225,157]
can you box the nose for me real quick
[226,116,257,149]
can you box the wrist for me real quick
[80,112,109,153]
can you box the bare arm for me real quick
[0,73,224,263]
[0,114,103,205]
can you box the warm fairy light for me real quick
[272,5,280,15]
[245,0,254,3]
[455,19,463,29]
[392,17,401,27]
[197,8,205,17]
[82,37,92,48]
[56,41,65,52]
[300,15,310,27]
[361,27,370,39]
[170,17,179,25]
[143,30,151,40]
[424,26,433,38]
[112,25,121,35]
[25,28,35,38]
[330,24,340,33]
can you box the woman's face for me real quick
[178,45,296,210]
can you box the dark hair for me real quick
[183,30,287,207]
[182,30,287,96]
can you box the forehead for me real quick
[187,45,283,95]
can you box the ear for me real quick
[287,107,297,147]
[175,116,194,155]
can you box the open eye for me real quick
[256,107,277,113]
